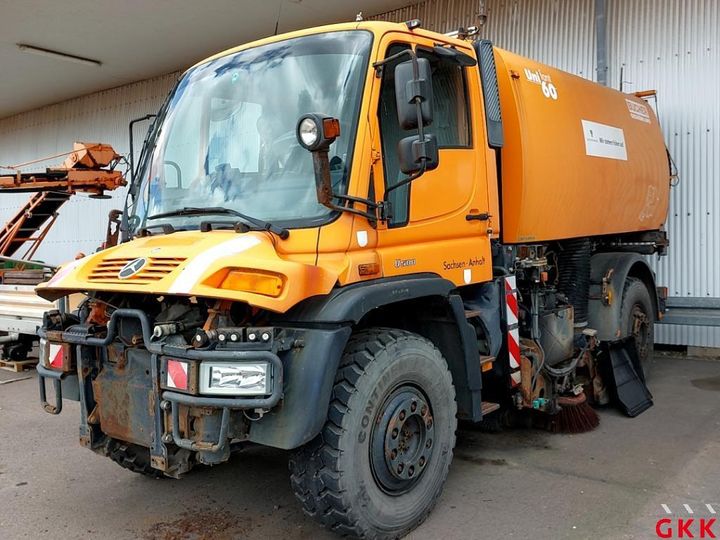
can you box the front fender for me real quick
[248,326,352,449]
[251,274,460,449]
[284,273,455,323]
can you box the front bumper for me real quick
[37,308,284,465]
[160,348,283,453]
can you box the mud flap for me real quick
[599,337,653,417]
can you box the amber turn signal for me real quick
[322,117,341,139]
[221,269,284,297]
[358,263,380,276]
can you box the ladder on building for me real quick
[0,192,71,259]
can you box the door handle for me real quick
[465,212,491,221]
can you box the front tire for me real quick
[289,329,457,539]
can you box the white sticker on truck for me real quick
[581,120,628,161]
[626,99,651,123]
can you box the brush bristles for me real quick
[548,400,600,433]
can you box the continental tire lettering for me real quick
[358,388,379,443]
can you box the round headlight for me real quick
[298,117,319,149]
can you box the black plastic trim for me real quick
[474,40,504,149]
[283,273,456,324]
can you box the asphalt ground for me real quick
[1,352,718,539]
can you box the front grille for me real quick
[88,256,185,284]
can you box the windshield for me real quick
[129,30,372,233]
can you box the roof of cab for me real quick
[188,20,469,71]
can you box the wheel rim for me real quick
[631,303,650,360]
[370,385,435,495]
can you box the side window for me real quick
[419,49,471,148]
[378,45,471,226]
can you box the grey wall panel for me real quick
[0,73,178,264]
[372,0,596,78]
[607,0,720,346]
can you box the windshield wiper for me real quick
[147,207,289,239]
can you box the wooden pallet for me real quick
[1,269,48,285]
[0,358,38,373]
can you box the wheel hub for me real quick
[631,304,650,358]
[370,386,434,494]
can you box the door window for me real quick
[378,45,471,226]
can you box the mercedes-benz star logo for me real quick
[118,257,147,279]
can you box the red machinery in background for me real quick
[0,142,125,261]
[0,143,125,363]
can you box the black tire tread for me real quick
[107,440,165,479]
[289,328,455,539]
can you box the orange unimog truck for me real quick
[35,20,670,538]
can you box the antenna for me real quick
[274,1,283,36]
[619,65,632,92]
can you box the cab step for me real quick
[481,401,501,415]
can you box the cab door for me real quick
[370,32,495,287]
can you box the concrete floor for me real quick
[0,353,718,540]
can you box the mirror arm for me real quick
[320,191,379,223]
[383,161,427,199]
[372,48,419,75]
[405,51,429,150]
[326,201,378,223]
[311,152,378,223]
[119,206,130,242]
[335,193,378,210]
[128,114,157,179]
[415,95,426,145]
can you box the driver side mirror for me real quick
[392,55,439,176]
[394,57,433,129]
[398,134,439,174]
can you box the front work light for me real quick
[298,117,319,148]
[199,361,271,396]
[296,113,340,152]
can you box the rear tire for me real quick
[289,328,457,539]
[620,277,655,379]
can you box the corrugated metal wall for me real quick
[0,0,717,346]
[373,0,720,347]
[371,0,597,77]
[607,0,720,346]
[0,72,178,264]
